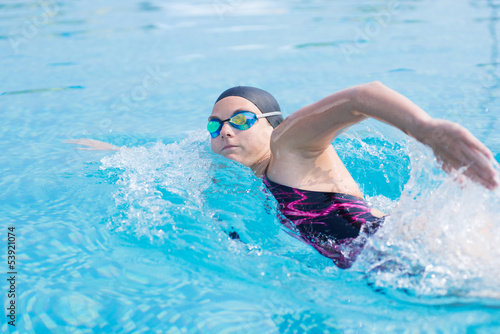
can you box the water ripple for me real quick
[1,86,84,95]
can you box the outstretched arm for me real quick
[271,81,498,189]
[64,139,121,151]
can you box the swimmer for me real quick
[67,82,499,268]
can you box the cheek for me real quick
[252,126,272,146]
[244,131,267,154]
[210,139,219,152]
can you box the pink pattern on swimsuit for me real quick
[263,176,384,269]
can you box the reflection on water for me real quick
[3,0,500,332]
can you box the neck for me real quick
[250,151,271,178]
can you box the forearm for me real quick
[273,82,433,152]
[354,82,498,189]
[352,81,433,141]
[65,139,122,151]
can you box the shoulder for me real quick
[267,133,363,196]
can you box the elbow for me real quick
[353,81,386,104]
[359,80,386,93]
[349,81,386,116]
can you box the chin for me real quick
[222,152,239,161]
[223,153,248,166]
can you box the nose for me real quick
[219,121,234,138]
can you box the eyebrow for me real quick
[208,109,248,121]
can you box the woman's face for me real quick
[209,96,274,167]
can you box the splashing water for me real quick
[355,140,500,299]
[99,131,291,273]
[100,130,500,303]
[101,132,216,243]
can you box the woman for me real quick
[69,82,499,268]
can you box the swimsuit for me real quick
[263,176,384,269]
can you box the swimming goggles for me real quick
[207,110,282,138]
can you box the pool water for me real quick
[2,0,500,332]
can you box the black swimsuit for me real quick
[263,176,384,269]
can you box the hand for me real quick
[64,139,120,151]
[419,119,499,190]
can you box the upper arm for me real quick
[270,85,367,158]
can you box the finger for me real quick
[438,149,494,188]
[430,128,499,189]
[463,167,498,190]
[462,130,495,161]
[461,145,498,181]
[444,122,495,162]
[437,147,468,171]
[433,148,498,190]
[459,152,499,189]
[440,140,494,178]
[454,160,498,190]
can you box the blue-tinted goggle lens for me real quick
[207,111,258,138]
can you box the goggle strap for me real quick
[256,111,282,119]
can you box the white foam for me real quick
[355,140,500,298]
[100,131,216,242]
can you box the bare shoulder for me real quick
[266,143,363,196]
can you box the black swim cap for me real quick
[215,86,284,128]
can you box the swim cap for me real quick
[215,86,284,128]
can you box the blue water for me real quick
[2,0,500,332]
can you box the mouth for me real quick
[222,145,238,151]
